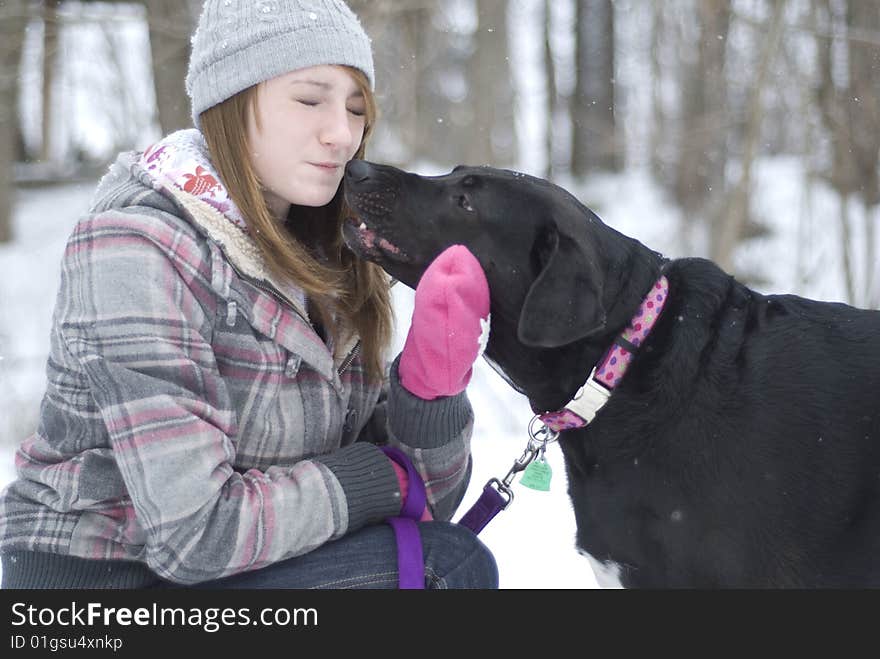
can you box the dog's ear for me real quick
[517,224,607,348]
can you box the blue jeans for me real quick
[167,521,498,589]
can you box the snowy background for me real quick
[0,0,873,589]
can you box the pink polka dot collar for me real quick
[540,275,670,432]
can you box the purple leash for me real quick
[382,430,548,588]
[381,446,427,590]
[457,479,511,534]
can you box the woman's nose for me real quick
[320,106,355,149]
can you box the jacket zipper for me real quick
[336,341,361,376]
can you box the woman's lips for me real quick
[310,162,342,172]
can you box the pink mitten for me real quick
[398,245,491,400]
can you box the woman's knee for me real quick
[420,522,498,589]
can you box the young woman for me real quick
[0,0,497,589]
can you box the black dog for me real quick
[342,159,880,588]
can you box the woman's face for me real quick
[247,64,367,218]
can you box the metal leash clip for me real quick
[486,416,560,508]
[458,416,562,534]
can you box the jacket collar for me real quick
[137,130,359,377]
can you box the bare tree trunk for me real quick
[674,0,730,218]
[351,0,440,165]
[41,0,61,163]
[863,199,876,307]
[793,0,821,297]
[143,0,196,133]
[815,0,856,194]
[649,3,667,183]
[839,194,856,303]
[466,0,517,166]
[815,0,879,305]
[845,0,880,305]
[399,8,429,158]
[816,0,853,303]
[711,0,786,272]
[571,0,619,176]
[846,1,880,207]
[0,0,28,243]
[543,0,557,179]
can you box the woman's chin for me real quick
[287,187,340,209]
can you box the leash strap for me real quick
[380,446,427,589]
[457,428,548,535]
[457,482,509,535]
[385,517,424,589]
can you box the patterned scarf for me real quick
[140,129,249,232]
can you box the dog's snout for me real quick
[345,159,373,183]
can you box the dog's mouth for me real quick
[342,212,410,263]
[342,160,421,278]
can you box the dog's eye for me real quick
[461,176,478,187]
[458,195,475,212]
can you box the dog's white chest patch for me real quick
[579,549,625,589]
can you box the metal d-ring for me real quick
[486,477,515,509]
[528,415,560,448]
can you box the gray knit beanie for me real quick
[186,0,374,127]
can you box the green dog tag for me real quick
[520,459,552,491]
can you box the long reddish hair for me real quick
[199,67,392,381]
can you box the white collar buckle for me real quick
[563,367,612,425]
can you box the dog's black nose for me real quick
[345,159,372,183]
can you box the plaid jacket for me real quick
[0,151,473,585]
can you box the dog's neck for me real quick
[487,247,669,416]
[539,275,670,431]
